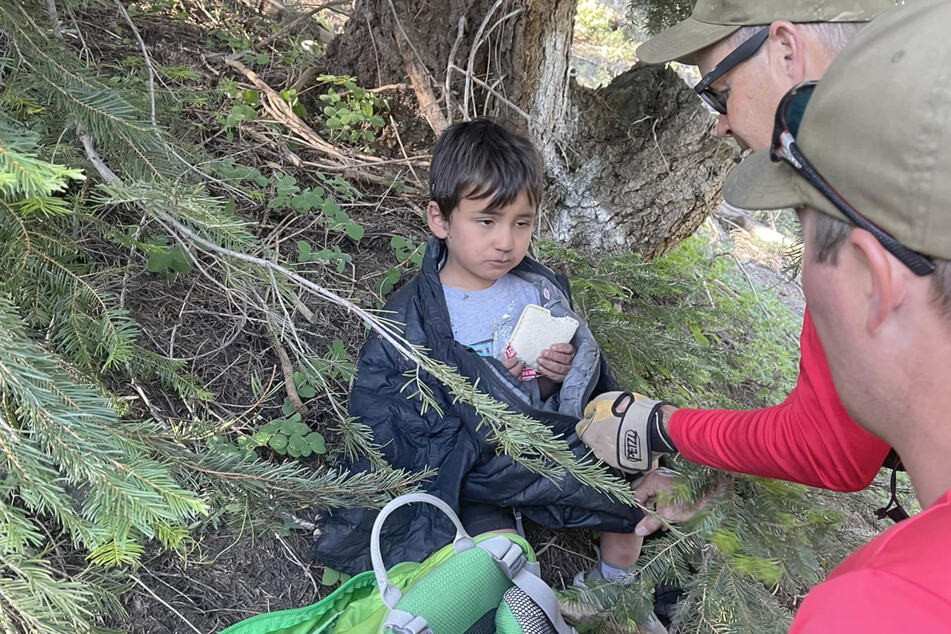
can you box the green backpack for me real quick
[220,494,576,634]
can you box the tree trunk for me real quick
[323,0,733,258]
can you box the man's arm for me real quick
[668,310,890,492]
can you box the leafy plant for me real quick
[316,75,387,145]
[379,236,425,295]
[250,411,327,458]
[297,241,352,273]
[144,235,193,281]
[268,172,364,240]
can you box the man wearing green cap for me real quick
[716,0,951,627]
[577,0,906,535]
[637,0,895,151]
[579,0,951,628]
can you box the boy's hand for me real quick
[633,469,723,536]
[500,355,525,380]
[537,343,575,383]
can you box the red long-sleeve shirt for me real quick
[669,309,890,491]
[790,488,951,632]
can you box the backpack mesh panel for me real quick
[496,586,557,634]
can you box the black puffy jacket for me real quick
[314,238,643,574]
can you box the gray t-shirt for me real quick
[443,273,541,361]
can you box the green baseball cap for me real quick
[724,0,951,261]
[636,0,894,64]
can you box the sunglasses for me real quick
[694,27,770,115]
[771,81,935,276]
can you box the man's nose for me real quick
[716,114,732,138]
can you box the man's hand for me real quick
[500,355,525,380]
[537,343,575,383]
[633,469,721,536]
[576,391,678,473]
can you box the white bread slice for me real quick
[507,304,579,369]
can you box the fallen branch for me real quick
[390,19,447,135]
[114,0,156,126]
[268,326,308,416]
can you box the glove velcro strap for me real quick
[615,397,671,472]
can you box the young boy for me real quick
[315,119,654,601]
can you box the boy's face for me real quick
[427,189,536,290]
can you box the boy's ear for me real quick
[427,201,450,239]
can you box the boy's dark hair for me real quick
[429,118,544,218]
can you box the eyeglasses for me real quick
[771,81,936,276]
[694,27,769,115]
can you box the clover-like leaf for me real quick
[305,431,326,454]
[267,433,288,452]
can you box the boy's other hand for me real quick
[500,355,525,380]
[633,469,723,537]
[537,343,575,383]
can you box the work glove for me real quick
[576,391,678,474]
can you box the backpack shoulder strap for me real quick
[478,536,576,634]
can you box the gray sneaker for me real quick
[565,560,669,634]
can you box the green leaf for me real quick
[288,421,310,437]
[297,382,317,399]
[321,567,340,585]
[305,432,326,454]
[146,251,170,273]
[345,221,364,242]
[292,189,324,213]
[281,397,296,416]
[260,420,282,435]
[168,247,192,273]
[287,434,310,457]
[268,433,288,452]
[379,267,401,295]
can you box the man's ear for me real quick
[767,20,806,86]
[427,201,450,239]
[849,228,908,334]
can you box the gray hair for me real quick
[727,21,867,56]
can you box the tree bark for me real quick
[323,0,734,258]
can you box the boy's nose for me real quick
[494,227,514,251]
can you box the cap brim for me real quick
[723,150,806,211]
[725,150,854,225]
[636,17,739,64]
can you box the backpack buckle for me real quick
[384,609,432,634]
[481,537,527,579]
